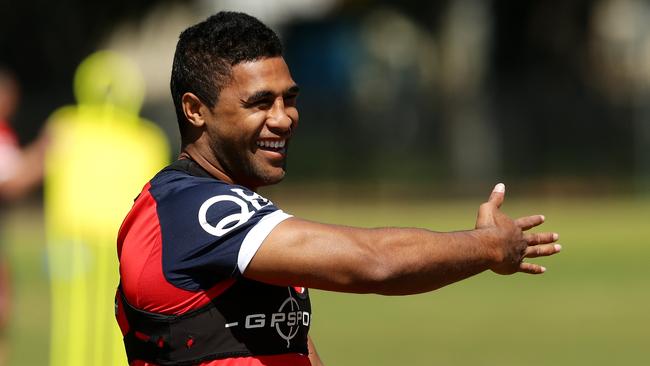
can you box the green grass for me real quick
[1,195,648,365]
[1,204,50,366]
[282,196,650,366]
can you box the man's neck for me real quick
[179,145,235,185]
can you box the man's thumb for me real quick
[487,183,506,208]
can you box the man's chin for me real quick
[259,169,286,186]
[243,166,286,189]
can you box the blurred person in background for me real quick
[0,68,48,202]
[0,68,48,331]
[115,12,561,366]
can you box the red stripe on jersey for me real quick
[117,182,234,315]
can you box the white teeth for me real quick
[257,140,285,149]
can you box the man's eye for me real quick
[258,101,274,109]
[284,96,297,106]
[246,100,273,109]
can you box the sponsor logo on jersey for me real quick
[198,188,272,237]
[223,287,310,348]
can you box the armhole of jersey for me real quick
[237,210,292,274]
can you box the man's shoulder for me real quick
[150,164,225,196]
[148,160,237,201]
[147,160,277,213]
[145,161,280,234]
[137,161,288,289]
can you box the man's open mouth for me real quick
[256,139,286,153]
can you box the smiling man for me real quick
[115,11,561,366]
[180,56,299,189]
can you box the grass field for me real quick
[1,194,648,365]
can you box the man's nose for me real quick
[266,98,293,134]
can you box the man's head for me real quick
[171,12,299,190]
[170,11,283,138]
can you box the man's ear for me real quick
[181,93,209,127]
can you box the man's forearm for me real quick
[357,228,496,295]
[246,221,499,295]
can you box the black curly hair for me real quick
[170,12,283,136]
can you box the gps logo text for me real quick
[224,288,310,347]
[242,311,311,329]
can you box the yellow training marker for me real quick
[44,51,169,366]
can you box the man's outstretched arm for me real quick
[244,184,561,295]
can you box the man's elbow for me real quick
[340,249,402,295]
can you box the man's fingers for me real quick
[476,183,505,228]
[524,243,562,258]
[519,262,546,274]
[519,240,562,274]
[515,215,545,230]
[487,183,506,208]
[525,232,559,245]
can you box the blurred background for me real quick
[0,0,648,365]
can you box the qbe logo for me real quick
[224,287,310,348]
[198,188,272,236]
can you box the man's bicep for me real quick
[243,217,382,292]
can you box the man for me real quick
[115,11,561,366]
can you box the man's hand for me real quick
[476,183,561,275]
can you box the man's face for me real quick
[204,56,299,189]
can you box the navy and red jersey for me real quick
[116,159,311,366]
